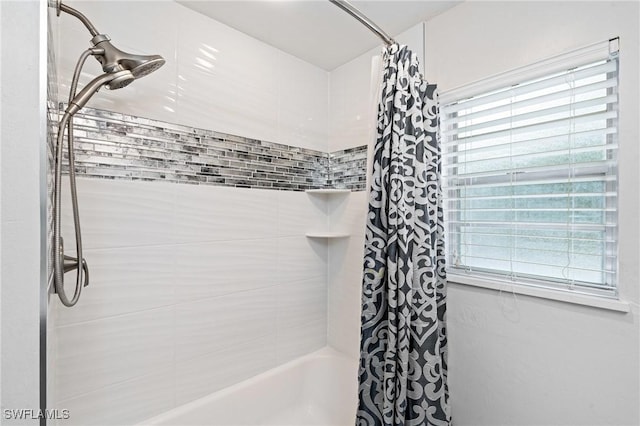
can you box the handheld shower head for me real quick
[91,35,165,79]
[53,1,166,308]
[66,70,135,115]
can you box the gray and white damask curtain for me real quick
[357,44,450,426]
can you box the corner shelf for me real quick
[305,189,352,238]
[305,232,350,239]
[305,189,351,195]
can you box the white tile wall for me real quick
[57,1,180,125]
[328,191,367,235]
[277,190,328,236]
[277,236,328,283]
[174,335,278,407]
[54,6,333,419]
[58,1,328,152]
[55,306,174,401]
[57,371,174,426]
[60,178,176,251]
[327,193,367,359]
[174,6,280,143]
[277,52,330,151]
[328,52,377,153]
[173,239,278,303]
[174,287,278,362]
[54,3,330,416]
[56,245,176,326]
[54,179,329,424]
[276,277,328,364]
[172,185,278,243]
[328,23,425,153]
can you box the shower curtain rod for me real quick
[329,0,395,46]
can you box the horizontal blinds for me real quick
[441,51,618,292]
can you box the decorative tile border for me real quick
[54,106,368,192]
[328,145,368,192]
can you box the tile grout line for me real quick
[53,274,329,329]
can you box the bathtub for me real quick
[141,347,358,426]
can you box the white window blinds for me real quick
[441,40,619,296]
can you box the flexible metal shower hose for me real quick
[53,49,94,306]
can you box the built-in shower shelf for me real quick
[305,189,352,239]
[305,189,351,195]
[305,232,350,239]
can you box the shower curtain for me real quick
[357,44,450,426]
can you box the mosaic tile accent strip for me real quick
[57,106,368,192]
[328,145,368,191]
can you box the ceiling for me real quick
[176,1,462,70]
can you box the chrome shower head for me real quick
[129,56,165,78]
[91,35,166,79]
[106,71,136,89]
[66,70,135,115]
[55,2,165,81]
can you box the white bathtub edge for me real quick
[138,346,357,426]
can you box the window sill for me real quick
[447,273,630,313]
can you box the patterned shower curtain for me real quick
[356,44,450,426]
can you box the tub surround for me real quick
[52,2,340,418]
[49,2,424,424]
[51,1,357,420]
[55,177,332,425]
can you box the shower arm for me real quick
[55,0,100,37]
[54,1,114,76]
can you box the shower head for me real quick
[66,70,135,115]
[91,35,165,79]
[55,2,165,80]
[53,1,166,308]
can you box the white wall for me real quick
[52,2,331,424]
[424,2,640,425]
[0,0,46,424]
[326,24,426,358]
[328,3,639,424]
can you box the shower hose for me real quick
[53,48,98,306]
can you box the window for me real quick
[440,40,619,297]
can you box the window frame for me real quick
[439,39,622,305]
